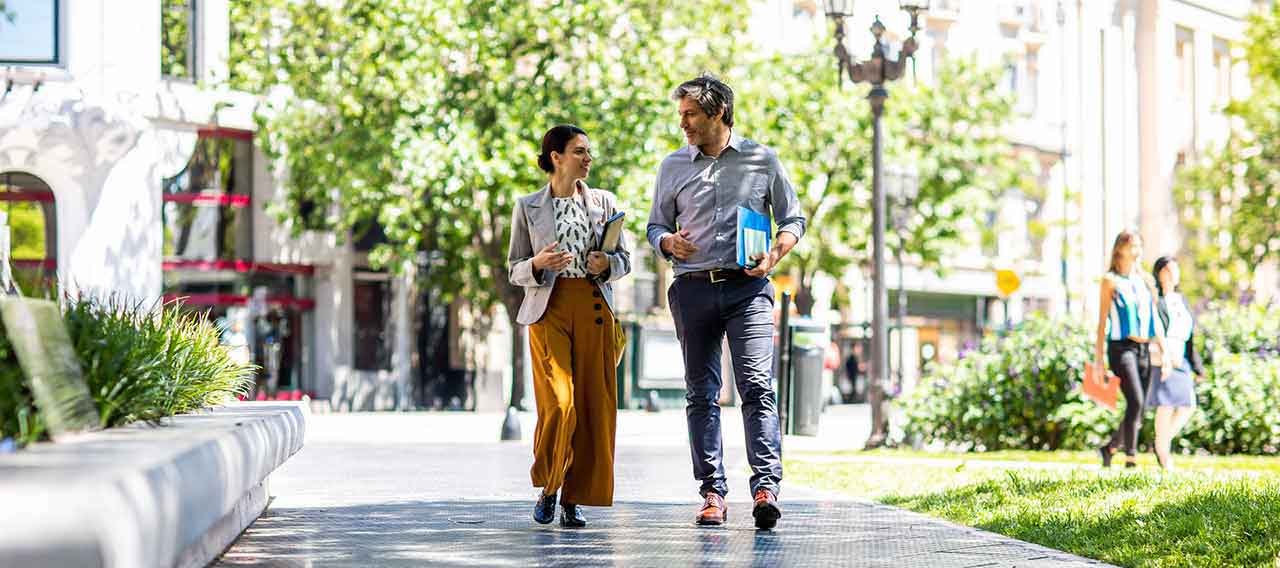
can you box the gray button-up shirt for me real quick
[646,134,806,275]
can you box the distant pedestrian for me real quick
[843,346,862,403]
[647,74,806,529]
[1147,256,1205,470]
[1094,231,1173,468]
[507,124,632,527]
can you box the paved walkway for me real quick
[216,409,1111,567]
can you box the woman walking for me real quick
[1147,256,1205,470]
[507,124,631,527]
[1095,230,1172,468]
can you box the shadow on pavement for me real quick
[216,499,1103,567]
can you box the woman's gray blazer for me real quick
[507,182,632,326]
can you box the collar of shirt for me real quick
[685,132,744,161]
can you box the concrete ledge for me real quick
[0,402,307,568]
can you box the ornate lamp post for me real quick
[823,0,927,448]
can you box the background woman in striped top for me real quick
[1094,230,1173,468]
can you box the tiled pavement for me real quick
[216,410,1112,567]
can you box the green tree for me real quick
[742,55,1032,315]
[228,0,749,406]
[1173,4,1280,301]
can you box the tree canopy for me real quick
[230,0,749,321]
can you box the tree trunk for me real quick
[497,279,527,411]
[793,285,815,317]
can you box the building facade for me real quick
[0,0,491,412]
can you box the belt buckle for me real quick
[708,269,726,284]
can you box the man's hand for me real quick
[743,250,778,278]
[532,241,573,272]
[586,251,610,275]
[661,229,699,261]
[743,232,797,278]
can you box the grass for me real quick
[794,448,1280,475]
[787,451,1280,567]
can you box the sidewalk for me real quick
[216,409,1111,567]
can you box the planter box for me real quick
[0,402,306,568]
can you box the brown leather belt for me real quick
[679,268,752,283]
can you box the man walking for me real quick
[646,74,805,530]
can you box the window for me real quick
[1212,37,1231,106]
[1023,51,1039,115]
[0,0,59,64]
[161,0,198,80]
[162,131,254,261]
[1002,59,1019,97]
[0,172,57,295]
[1175,27,1195,153]
[353,276,392,371]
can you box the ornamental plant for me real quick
[900,314,1112,451]
[903,304,1280,455]
[0,295,255,448]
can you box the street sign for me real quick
[996,269,1021,298]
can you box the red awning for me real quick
[162,259,316,276]
[163,293,316,311]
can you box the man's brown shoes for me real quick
[752,489,781,530]
[695,492,727,526]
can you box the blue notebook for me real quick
[736,207,771,269]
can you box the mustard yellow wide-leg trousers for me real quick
[527,278,618,507]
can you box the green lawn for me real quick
[787,452,1280,568]
[793,448,1280,475]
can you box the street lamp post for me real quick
[823,0,926,448]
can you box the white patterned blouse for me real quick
[552,195,591,278]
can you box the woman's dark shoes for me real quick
[1124,460,1138,469]
[533,492,557,524]
[560,503,586,528]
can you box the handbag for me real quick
[1082,362,1119,411]
[612,320,627,367]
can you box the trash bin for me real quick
[788,318,828,436]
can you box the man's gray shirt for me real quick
[646,134,806,275]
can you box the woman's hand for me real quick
[586,251,609,275]
[532,241,573,272]
[1091,359,1107,385]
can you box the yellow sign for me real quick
[996,269,1021,298]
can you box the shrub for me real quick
[901,314,1113,451]
[1176,302,1280,454]
[0,295,255,446]
[902,303,1280,455]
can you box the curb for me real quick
[0,402,306,568]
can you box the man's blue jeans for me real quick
[668,275,783,498]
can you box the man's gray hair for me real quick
[671,73,734,128]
